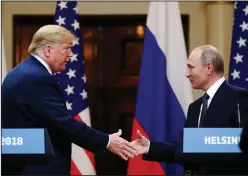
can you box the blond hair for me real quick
[28,25,76,54]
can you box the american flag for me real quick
[229,2,248,89]
[54,1,96,175]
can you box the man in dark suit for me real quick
[240,108,248,153]
[130,45,248,175]
[2,25,137,175]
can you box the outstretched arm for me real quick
[130,130,177,163]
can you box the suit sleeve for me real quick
[142,103,193,163]
[239,90,248,153]
[142,142,177,163]
[184,103,193,127]
[28,77,109,153]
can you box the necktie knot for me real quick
[199,93,209,127]
[202,93,209,101]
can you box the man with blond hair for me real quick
[2,25,137,175]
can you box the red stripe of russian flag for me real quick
[127,118,166,175]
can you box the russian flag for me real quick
[127,2,193,175]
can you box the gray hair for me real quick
[198,45,224,74]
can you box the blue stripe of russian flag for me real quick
[128,26,186,175]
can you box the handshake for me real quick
[107,129,150,160]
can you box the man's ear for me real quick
[43,45,51,58]
[207,62,214,75]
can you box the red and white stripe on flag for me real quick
[70,108,96,175]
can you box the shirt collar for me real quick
[31,54,53,75]
[205,77,225,99]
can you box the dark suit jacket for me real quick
[143,81,248,175]
[2,56,109,175]
[240,100,248,154]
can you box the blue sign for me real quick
[2,129,45,154]
[183,128,242,153]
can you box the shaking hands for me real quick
[107,129,150,160]
[107,129,138,160]
[130,130,150,155]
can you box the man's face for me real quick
[185,49,209,90]
[48,42,72,73]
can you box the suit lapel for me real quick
[189,81,229,127]
[188,98,202,127]
[204,81,228,120]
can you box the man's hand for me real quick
[107,129,138,161]
[130,130,150,155]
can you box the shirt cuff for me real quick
[145,140,151,154]
[106,135,110,148]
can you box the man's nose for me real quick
[185,69,190,78]
[68,51,73,57]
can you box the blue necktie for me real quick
[199,93,210,127]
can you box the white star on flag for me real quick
[237,37,247,47]
[65,85,75,95]
[71,20,80,31]
[66,68,76,79]
[70,53,78,62]
[235,2,238,9]
[233,53,243,63]
[66,101,73,110]
[80,89,87,99]
[240,21,248,31]
[82,75,86,83]
[73,6,78,14]
[56,16,66,26]
[243,5,248,15]
[58,1,68,10]
[231,69,240,80]
[72,38,79,46]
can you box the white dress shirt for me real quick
[197,77,225,127]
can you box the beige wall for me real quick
[2,2,209,99]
